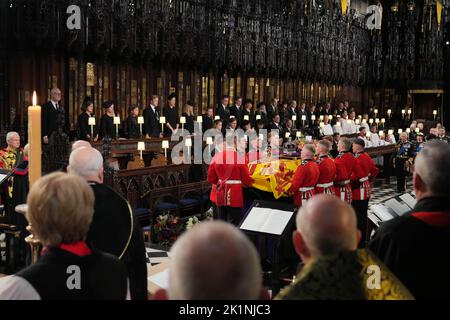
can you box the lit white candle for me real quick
[197,116,203,123]
[162,140,169,158]
[311,115,316,121]
[398,129,403,134]
[375,118,380,124]
[88,117,95,138]
[387,109,392,117]
[381,118,386,124]
[285,132,290,138]
[137,141,145,160]
[336,121,341,127]
[180,116,186,131]
[292,115,297,121]
[244,115,249,121]
[138,116,144,137]
[320,122,325,128]
[406,128,411,134]
[185,138,192,147]
[346,119,351,124]
[206,137,213,145]
[388,130,394,135]
[29,91,42,187]
[379,130,384,136]
[355,119,360,125]
[301,115,306,121]
[366,132,371,138]
[214,115,220,121]
[369,119,374,124]
[255,115,261,120]
[296,131,302,138]
[415,128,420,133]
[114,116,120,137]
[329,115,333,120]
[160,116,166,132]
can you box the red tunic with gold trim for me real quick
[334,151,355,203]
[289,159,320,206]
[315,155,336,195]
[208,149,254,208]
[351,152,379,201]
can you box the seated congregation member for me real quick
[77,97,97,141]
[334,137,355,204]
[207,136,254,226]
[0,132,24,217]
[276,195,413,300]
[125,105,141,139]
[181,101,195,134]
[67,147,147,300]
[370,141,450,300]
[315,140,336,195]
[0,173,128,300]
[289,144,320,206]
[159,221,266,300]
[351,139,379,247]
[269,113,283,132]
[98,100,116,140]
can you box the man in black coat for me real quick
[216,95,230,129]
[144,95,162,138]
[68,147,148,300]
[41,87,66,144]
[369,141,450,300]
[229,96,242,127]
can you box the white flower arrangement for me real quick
[186,216,200,230]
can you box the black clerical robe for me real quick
[369,197,450,300]
[87,183,147,300]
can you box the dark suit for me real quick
[269,122,283,132]
[267,104,277,123]
[229,105,241,126]
[216,104,230,128]
[41,101,65,138]
[203,115,214,132]
[143,106,161,138]
[77,112,91,141]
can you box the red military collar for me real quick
[42,241,92,257]
[411,211,450,228]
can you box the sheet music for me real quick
[148,269,169,289]
[370,204,394,222]
[385,199,410,216]
[0,173,9,184]
[367,212,382,227]
[400,193,417,209]
[240,207,294,235]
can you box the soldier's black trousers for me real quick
[217,206,242,226]
[394,158,407,192]
[352,199,369,248]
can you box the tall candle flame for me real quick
[32,91,37,106]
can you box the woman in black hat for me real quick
[77,97,97,141]
[98,101,116,140]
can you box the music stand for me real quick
[239,200,297,295]
[0,169,12,186]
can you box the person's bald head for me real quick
[71,140,92,152]
[168,221,262,300]
[293,195,360,264]
[68,147,104,184]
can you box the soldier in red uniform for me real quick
[289,144,320,206]
[315,140,336,195]
[334,137,355,203]
[208,137,254,226]
[351,138,379,247]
